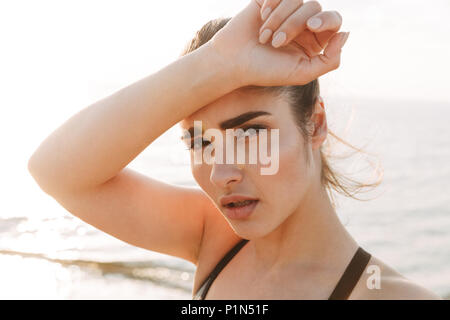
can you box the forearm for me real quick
[28,42,238,194]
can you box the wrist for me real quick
[201,39,247,90]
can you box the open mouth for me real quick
[224,199,259,208]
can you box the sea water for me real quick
[1,98,449,299]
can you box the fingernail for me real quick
[272,32,286,48]
[307,17,322,29]
[340,32,350,48]
[259,29,273,44]
[261,7,271,21]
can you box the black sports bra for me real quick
[193,239,372,300]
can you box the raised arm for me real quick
[27,36,240,264]
[28,41,237,195]
[27,0,347,265]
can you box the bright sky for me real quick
[1,0,449,218]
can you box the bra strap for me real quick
[198,239,249,299]
[328,247,372,300]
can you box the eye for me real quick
[185,125,268,151]
[187,138,211,150]
[239,125,268,138]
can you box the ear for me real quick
[310,96,328,150]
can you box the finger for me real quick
[314,30,337,50]
[292,29,337,56]
[292,32,349,85]
[292,30,327,56]
[254,0,264,7]
[259,0,304,44]
[259,0,282,21]
[268,1,322,48]
[306,11,342,33]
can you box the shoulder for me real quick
[350,255,442,300]
[355,276,443,300]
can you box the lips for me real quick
[219,194,260,220]
[220,195,259,208]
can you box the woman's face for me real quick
[180,89,317,239]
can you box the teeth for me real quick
[228,200,255,207]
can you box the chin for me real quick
[227,219,277,240]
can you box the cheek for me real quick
[280,145,309,191]
[260,133,310,209]
[190,158,213,194]
[191,160,206,184]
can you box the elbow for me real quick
[27,154,45,192]
[27,152,40,183]
[27,152,56,196]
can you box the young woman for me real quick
[28,0,441,299]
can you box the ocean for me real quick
[1,98,449,299]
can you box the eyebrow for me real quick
[181,111,272,140]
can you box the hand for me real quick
[257,0,345,57]
[209,0,348,87]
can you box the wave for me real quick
[0,216,28,233]
[0,249,193,292]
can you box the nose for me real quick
[210,162,243,189]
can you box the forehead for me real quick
[179,88,288,129]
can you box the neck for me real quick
[248,179,358,274]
